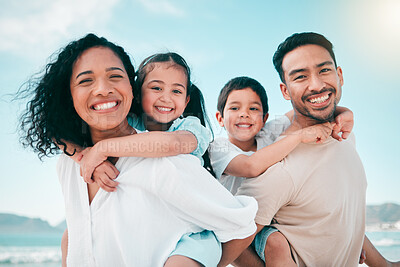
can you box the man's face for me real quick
[280,44,344,124]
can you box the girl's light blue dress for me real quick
[128,114,221,266]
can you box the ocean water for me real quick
[0,233,62,266]
[365,231,400,261]
[0,231,398,265]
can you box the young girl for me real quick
[75,52,215,191]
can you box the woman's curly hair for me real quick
[19,33,136,159]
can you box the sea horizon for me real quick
[0,230,399,265]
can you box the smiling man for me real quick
[237,32,367,266]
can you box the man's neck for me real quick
[285,112,322,133]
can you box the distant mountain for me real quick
[55,219,66,232]
[366,203,400,225]
[0,213,62,234]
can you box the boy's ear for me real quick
[263,113,269,124]
[280,83,291,100]
[216,111,224,127]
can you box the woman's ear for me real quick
[185,95,190,106]
[216,111,224,127]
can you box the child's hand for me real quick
[359,248,366,264]
[299,122,333,144]
[79,146,108,184]
[92,161,120,192]
[71,150,84,164]
[332,109,354,141]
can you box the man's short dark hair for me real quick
[217,76,268,118]
[273,32,337,83]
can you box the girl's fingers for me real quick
[81,166,94,184]
[101,173,119,188]
[83,166,95,184]
[94,174,117,192]
[102,161,120,179]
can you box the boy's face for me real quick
[216,88,268,146]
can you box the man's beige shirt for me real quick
[238,133,367,267]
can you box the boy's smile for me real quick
[216,88,268,151]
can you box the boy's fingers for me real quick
[342,131,350,139]
[331,131,342,141]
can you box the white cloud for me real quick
[136,0,185,17]
[0,0,119,57]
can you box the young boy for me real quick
[209,76,342,266]
[210,76,400,267]
[210,76,336,194]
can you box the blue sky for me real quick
[0,0,399,225]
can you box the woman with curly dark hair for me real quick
[19,34,136,159]
[19,33,257,267]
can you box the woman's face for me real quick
[70,47,133,132]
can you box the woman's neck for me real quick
[90,119,134,144]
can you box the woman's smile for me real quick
[70,47,133,134]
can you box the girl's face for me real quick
[70,47,133,133]
[141,62,190,127]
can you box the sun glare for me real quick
[380,0,400,36]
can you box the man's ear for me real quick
[280,83,291,100]
[216,111,224,127]
[336,66,344,86]
[263,113,269,124]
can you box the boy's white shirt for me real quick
[209,115,291,195]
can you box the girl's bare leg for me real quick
[164,255,203,267]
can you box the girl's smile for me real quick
[141,62,190,128]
